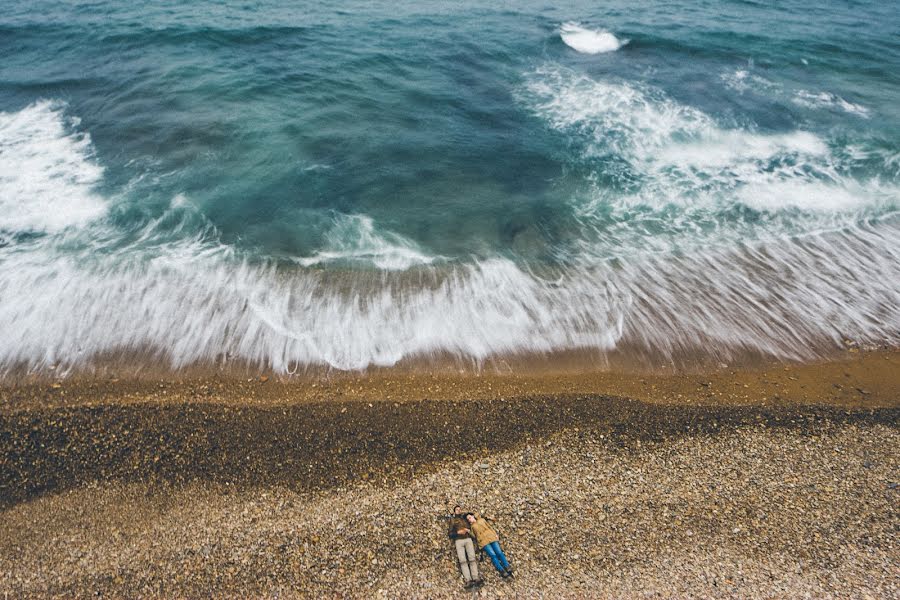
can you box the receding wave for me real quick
[2,213,897,374]
[0,86,898,374]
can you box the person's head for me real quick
[453,504,462,515]
[465,513,476,524]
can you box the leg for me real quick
[492,541,511,570]
[483,542,505,573]
[463,538,480,580]
[455,539,472,582]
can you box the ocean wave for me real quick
[0,100,107,234]
[96,24,316,48]
[0,96,897,374]
[559,23,627,54]
[720,68,779,94]
[520,65,893,229]
[291,213,438,271]
[792,90,870,118]
[720,70,870,119]
[1,216,897,374]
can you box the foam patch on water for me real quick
[560,23,627,54]
[720,68,778,94]
[292,213,437,270]
[652,130,827,169]
[792,90,870,118]
[0,101,107,234]
[521,65,892,227]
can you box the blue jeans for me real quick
[482,541,510,573]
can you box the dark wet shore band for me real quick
[3,395,898,509]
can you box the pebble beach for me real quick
[1,351,898,598]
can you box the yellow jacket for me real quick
[470,515,499,548]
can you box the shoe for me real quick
[474,578,485,587]
[464,580,474,589]
[499,571,509,579]
[505,568,514,577]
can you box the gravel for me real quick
[1,400,897,598]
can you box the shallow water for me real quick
[0,0,898,372]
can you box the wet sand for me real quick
[4,345,898,411]
[1,349,898,598]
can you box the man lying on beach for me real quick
[448,504,483,588]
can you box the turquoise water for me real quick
[1,0,898,371]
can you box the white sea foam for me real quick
[0,94,897,374]
[734,180,882,213]
[792,90,870,118]
[721,71,869,119]
[720,68,778,94]
[560,22,627,54]
[1,217,897,373]
[0,100,107,234]
[653,130,828,169]
[521,65,890,222]
[292,213,437,271]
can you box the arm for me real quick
[448,518,467,539]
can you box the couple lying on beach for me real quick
[447,504,514,588]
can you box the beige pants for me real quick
[454,538,479,582]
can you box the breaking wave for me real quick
[0,101,107,234]
[0,81,898,374]
[560,23,628,54]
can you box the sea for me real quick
[1,0,898,374]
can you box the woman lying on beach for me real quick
[465,513,514,578]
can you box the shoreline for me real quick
[3,347,898,412]
[4,335,896,386]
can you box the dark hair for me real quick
[453,504,461,511]
[465,512,475,519]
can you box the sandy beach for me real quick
[1,350,898,598]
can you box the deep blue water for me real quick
[0,0,898,371]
